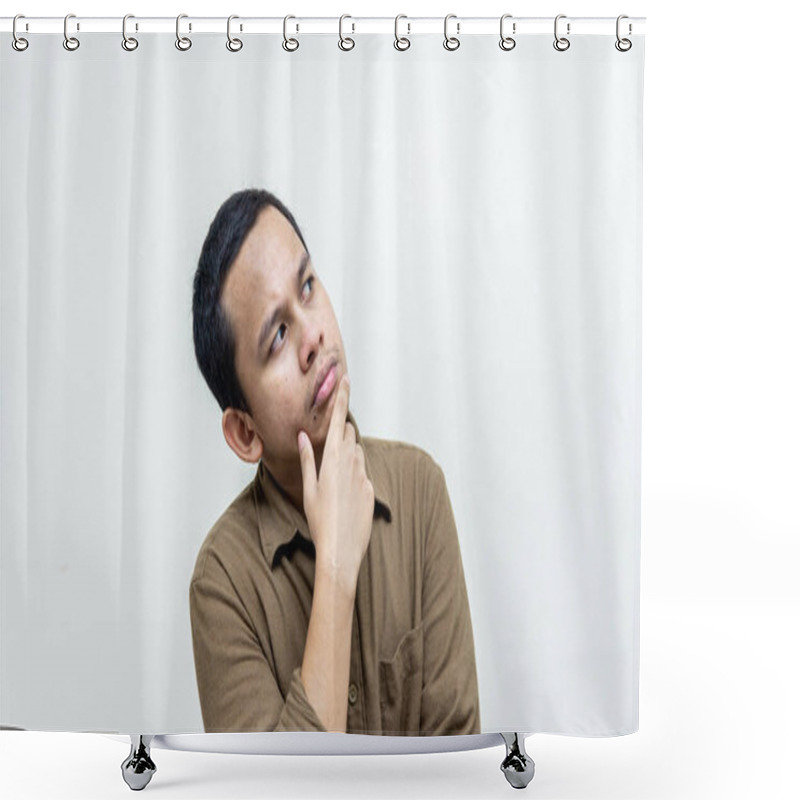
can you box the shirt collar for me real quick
[255,411,393,569]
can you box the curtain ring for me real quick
[443,14,460,51]
[553,14,570,51]
[283,15,299,51]
[499,14,516,51]
[122,14,138,51]
[339,14,355,51]
[615,15,632,51]
[12,15,29,52]
[394,14,411,51]
[175,14,192,50]
[63,13,80,51]
[227,15,243,52]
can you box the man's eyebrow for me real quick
[256,252,310,355]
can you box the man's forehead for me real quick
[221,206,306,331]
[236,206,301,279]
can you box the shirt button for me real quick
[348,684,358,705]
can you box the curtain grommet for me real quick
[553,14,570,52]
[63,13,80,51]
[394,15,411,51]
[175,14,192,51]
[499,14,516,51]
[282,15,299,52]
[12,14,29,51]
[338,14,355,51]
[443,14,460,51]
[226,15,243,52]
[121,14,139,51]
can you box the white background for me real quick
[1,1,798,799]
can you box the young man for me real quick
[190,189,480,735]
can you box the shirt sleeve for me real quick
[189,565,327,733]
[419,459,481,735]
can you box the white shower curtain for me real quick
[1,29,643,736]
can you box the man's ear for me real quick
[221,407,264,464]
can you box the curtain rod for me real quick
[1,16,646,36]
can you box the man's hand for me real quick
[297,375,375,598]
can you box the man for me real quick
[189,188,480,735]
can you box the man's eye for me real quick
[270,323,287,354]
[302,276,315,299]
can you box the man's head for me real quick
[193,189,348,476]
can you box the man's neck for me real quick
[261,445,323,519]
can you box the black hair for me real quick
[192,189,309,413]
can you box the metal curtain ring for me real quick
[227,15,243,51]
[553,14,570,51]
[122,14,138,51]
[63,13,80,51]
[615,14,632,51]
[443,14,460,51]
[12,14,29,51]
[394,14,410,51]
[499,14,516,51]
[176,14,192,51]
[339,14,355,51]
[283,15,299,51]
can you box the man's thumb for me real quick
[297,431,317,501]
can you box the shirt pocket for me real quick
[378,621,424,735]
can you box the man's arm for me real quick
[190,568,328,732]
[297,564,356,732]
[189,547,360,733]
[296,374,374,732]
[419,459,481,735]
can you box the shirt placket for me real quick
[347,599,367,733]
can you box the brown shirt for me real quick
[189,413,480,735]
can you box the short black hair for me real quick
[192,189,309,413]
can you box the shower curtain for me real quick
[1,25,643,738]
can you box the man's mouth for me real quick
[312,361,337,409]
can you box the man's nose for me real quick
[300,317,324,369]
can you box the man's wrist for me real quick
[314,556,358,605]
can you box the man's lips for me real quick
[312,362,337,409]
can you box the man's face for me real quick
[221,205,348,469]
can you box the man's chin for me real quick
[303,405,331,446]
[311,418,332,449]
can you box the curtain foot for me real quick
[500,732,535,789]
[121,735,156,791]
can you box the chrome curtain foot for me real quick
[121,735,156,791]
[500,732,535,789]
